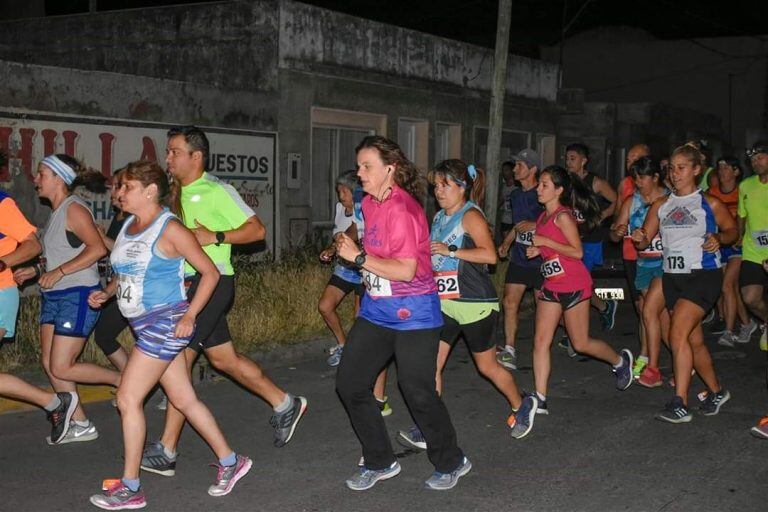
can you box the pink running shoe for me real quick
[208,454,253,497]
[89,481,147,510]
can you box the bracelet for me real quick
[58,267,66,277]
[33,264,42,280]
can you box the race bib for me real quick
[664,249,691,273]
[116,274,139,308]
[433,270,460,300]
[572,209,585,224]
[638,236,663,258]
[753,230,768,248]
[361,269,392,297]
[516,230,534,246]
[540,256,566,280]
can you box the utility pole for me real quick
[484,0,513,227]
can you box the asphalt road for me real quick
[1,302,767,512]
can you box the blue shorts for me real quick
[40,285,101,338]
[582,242,604,272]
[128,301,193,362]
[635,264,663,292]
[720,245,742,261]
[0,287,20,338]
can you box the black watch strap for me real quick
[215,231,226,246]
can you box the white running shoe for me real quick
[47,421,99,445]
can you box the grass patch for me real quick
[1,251,521,373]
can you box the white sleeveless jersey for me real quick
[110,210,185,318]
[658,189,720,274]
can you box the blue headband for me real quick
[467,164,477,180]
[41,155,76,185]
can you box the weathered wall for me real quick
[279,0,558,101]
[0,0,279,91]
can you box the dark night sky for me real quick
[45,0,768,57]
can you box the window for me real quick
[473,127,531,169]
[536,134,556,167]
[435,123,461,163]
[397,118,429,169]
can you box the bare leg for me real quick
[564,301,621,365]
[0,372,55,408]
[205,342,285,407]
[159,348,197,453]
[502,284,527,349]
[49,334,121,387]
[40,324,86,422]
[722,260,740,332]
[318,285,348,346]
[742,284,768,323]
[473,348,522,409]
[643,277,666,368]
[532,301,562,397]
[669,299,715,405]
[373,368,388,401]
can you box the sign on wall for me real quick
[0,109,277,258]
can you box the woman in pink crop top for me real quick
[525,166,634,413]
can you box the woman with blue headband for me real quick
[14,153,120,444]
[398,160,538,451]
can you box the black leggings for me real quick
[93,298,128,357]
[336,317,464,473]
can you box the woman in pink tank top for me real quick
[525,166,634,414]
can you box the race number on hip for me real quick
[516,230,534,246]
[116,274,138,309]
[638,236,663,258]
[540,256,565,280]
[361,269,392,297]
[663,249,691,273]
[433,270,460,300]
[753,230,768,248]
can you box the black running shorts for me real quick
[185,274,235,352]
[440,310,498,353]
[662,269,722,312]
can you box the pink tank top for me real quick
[536,206,593,293]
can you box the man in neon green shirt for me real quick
[141,126,307,476]
[741,142,768,439]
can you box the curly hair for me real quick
[355,135,426,201]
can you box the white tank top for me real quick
[111,210,185,318]
[658,189,720,273]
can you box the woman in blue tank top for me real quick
[87,162,251,509]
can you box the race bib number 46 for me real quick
[540,256,565,280]
[639,236,663,258]
[361,269,392,297]
[433,270,460,300]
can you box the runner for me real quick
[88,161,251,510]
[564,143,618,330]
[319,171,392,415]
[397,159,537,450]
[498,160,517,239]
[738,143,768,437]
[613,157,669,388]
[709,156,756,346]
[0,189,79,444]
[14,154,120,444]
[528,165,633,415]
[92,169,130,372]
[335,136,469,491]
[497,149,543,370]
[140,126,306,477]
[638,142,737,423]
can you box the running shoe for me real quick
[327,345,344,367]
[508,394,538,439]
[559,335,578,358]
[613,349,634,390]
[717,331,738,348]
[699,389,731,416]
[632,357,648,380]
[48,391,78,445]
[155,392,167,411]
[702,309,715,324]
[750,416,768,439]
[208,454,252,497]
[89,482,146,510]
[346,461,401,491]
[270,395,308,447]
[140,440,176,476]
[599,299,618,331]
[637,366,662,388]
[47,420,98,445]
[424,456,472,491]
[377,397,393,417]
[708,317,727,335]
[737,320,758,343]
[397,425,427,450]
[496,345,517,370]
[760,324,767,351]
[655,396,692,423]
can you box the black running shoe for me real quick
[655,396,692,424]
[48,391,78,444]
[270,395,307,447]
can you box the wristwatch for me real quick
[214,231,226,246]
[448,244,458,259]
[354,250,367,268]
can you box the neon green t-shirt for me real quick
[180,172,255,276]
[700,167,714,192]
[737,175,768,264]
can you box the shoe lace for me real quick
[210,462,231,482]
[270,407,294,429]
[758,416,768,427]
[408,425,425,442]
[47,410,62,426]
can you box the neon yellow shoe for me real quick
[759,324,767,351]
[632,357,648,379]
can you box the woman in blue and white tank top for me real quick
[638,143,738,424]
[87,161,251,509]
